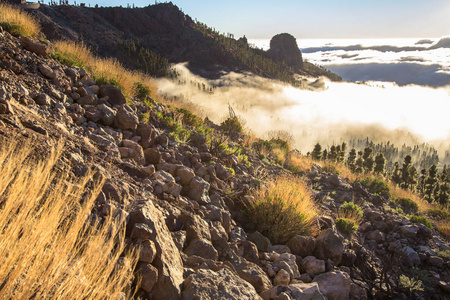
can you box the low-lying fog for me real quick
[157,64,450,155]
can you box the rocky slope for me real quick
[29,3,341,82]
[0,27,449,299]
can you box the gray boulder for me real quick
[313,271,351,300]
[314,228,345,265]
[287,235,317,258]
[115,104,139,130]
[100,85,126,106]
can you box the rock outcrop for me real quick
[267,33,303,70]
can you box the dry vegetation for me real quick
[52,40,157,98]
[246,176,318,244]
[0,3,41,37]
[0,140,137,299]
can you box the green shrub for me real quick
[95,76,122,89]
[339,202,363,219]
[323,164,340,175]
[360,177,391,199]
[427,209,450,220]
[335,218,358,235]
[438,250,450,259]
[410,215,433,229]
[219,116,243,134]
[134,82,151,100]
[394,197,419,214]
[399,275,424,293]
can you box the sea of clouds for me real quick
[157,37,450,155]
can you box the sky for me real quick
[41,0,450,39]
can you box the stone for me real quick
[115,104,139,130]
[400,225,418,238]
[84,106,102,122]
[38,63,56,79]
[215,163,231,180]
[153,170,182,197]
[98,104,116,126]
[267,33,303,69]
[286,235,317,258]
[144,148,161,165]
[248,231,272,252]
[289,283,326,300]
[234,259,273,293]
[100,85,126,106]
[238,240,259,264]
[90,85,100,94]
[77,94,96,105]
[314,228,344,266]
[131,223,153,240]
[35,93,51,106]
[136,262,158,293]
[137,123,155,149]
[122,139,145,165]
[301,256,326,277]
[182,214,212,244]
[127,200,183,299]
[188,176,210,205]
[313,271,351,300]
[20,36,49,57]
[184,238,218,260]
[349,283,367,300]
[366,230,385,242]
[142,165,156,176]
[269,245,291,254]
[274,253,300,279]
[181,268,261,300]
[400,246,421,267]
[274,269,291,286]
[171,231,187,252]
[138,239,157,263]
[177,166,195,186]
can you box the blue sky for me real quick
[40,0,450,39]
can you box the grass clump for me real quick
[437,250,450,259]
[0,139,137,299]
[0,3,40,37]
[246,176,318,244]
[410,215,433,229]
[427,209,450,220]
[335,218,358,235]
[323,163,340,175]
[134,82,152,100]
[52,40,156,98]
[360,176,391,199]
[394,197,419,214]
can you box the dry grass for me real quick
[0,139,137,299]
[246,176,318,244]
[0,3,40,37]
[337,200,364,226]
[272,148,286,166]
[286,153,318,173]
[52,40,157,98]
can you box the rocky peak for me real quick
[267,33,303,70]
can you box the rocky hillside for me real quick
[1,23,450,300]
[30,3,341,83]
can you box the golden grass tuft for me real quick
[285,153,318,173]
[0,139,137,299]
[52,40,158,98]
[246,176,318,244]
[0,3,41,37]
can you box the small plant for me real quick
[410,215,433,229]
[339,201,363,219]
[95,76,121,88]
[226,167,236,176]
[399,275,424,293]
[427,209,450,220]
[323,163,340,175]
[219,116,243,134]
[246,176,318,244]
[396,207,404,215]
[360,177,391,199]
[335,218,358,235]
[394,197,419,214]
[437,250,450,259]
[134,82,151,100]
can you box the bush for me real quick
[0,139,137,298]
[410,215,433,229]
[0,3,40,37]
[323,163,340,175]
[339,202,363,219]
[219,116,243,134]
[427,209,450,220]
[360,177,391,199]
[394,197,419,214]
[246,176,318,244]
[438,250,450,259]
[335,218,358,235]
[134,82,151,100]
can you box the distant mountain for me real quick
[31,3,341,83]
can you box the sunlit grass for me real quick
[52,40,157,98]
[246,175,318,244]
[0,139,137,298]
[0,3,40,37]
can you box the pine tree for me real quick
[322,149,328,161]
[311,143,322,161]
[347,149,357,172]
[329,145,337,162]
[424,164,438,202]
[355,151,364,174]
[391,162,402,186]
[363,147,374,173]
[374,153,386,175]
